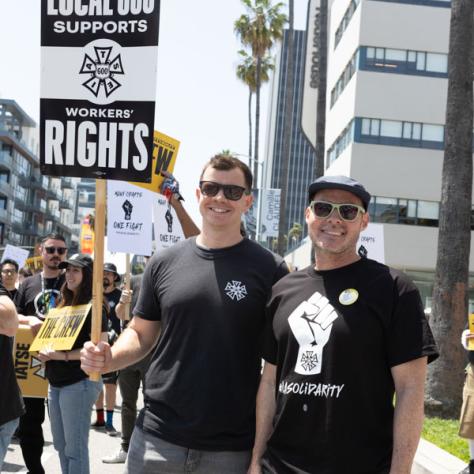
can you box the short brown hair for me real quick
[200,155,253,191]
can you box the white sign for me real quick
[357,223,385,264]
[40,0,160,182]
[107,181,153,256]
[153,194,185,252]
[301,0,321,148]
[260,189,281,239]
[2,244,30,269]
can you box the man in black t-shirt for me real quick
[82,155,288,473]
[15,233,67,474]
[0,283,23,469]
[248,176,439,474]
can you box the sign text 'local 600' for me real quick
[40,0,160,183]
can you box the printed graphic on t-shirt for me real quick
[224,280,248,301]
[34,289,61,318]
[288,291,338,375]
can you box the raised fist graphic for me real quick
[122,199,133,221]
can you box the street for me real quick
[3,389,142,474]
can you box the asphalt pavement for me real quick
[3,388,143,474]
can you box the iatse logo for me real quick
[79,46,125,98]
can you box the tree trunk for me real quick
[314,0,327,179]
[248,87,253,162]
[254,56,261,188]
[277,2,294,256]
[426,0,473,418]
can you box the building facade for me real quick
[0,99,76,252]
[288,0,474,309]
[262,28,317,248]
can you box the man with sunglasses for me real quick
[15,233,67,474]
[248,176,438,474]
[81,155,288,473]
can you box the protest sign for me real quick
[259,189,281,239]
[40,0,160,182]
[2,244,30,268]
[131,130,180,192]
[107,180,153,255]
[30,304,91,352]
[80,216,95,254]
[153,194,185,252]
[357,223,385,263]
[14,326,48,398]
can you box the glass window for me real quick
[422,124,444,142]
[402,123,412,139]
[426,53,448,73]
[367,47,375,59]
[374,197,398,223]
[412,123,422,140]
[417,201,439,219]
[370,119,380,136]
[381,120,402,138]
[407,51,417,63]
[407,200,417,217]
[375,48,384,60]
[361,118,371,135]
[385,49,406,61]
[416,52,426,70]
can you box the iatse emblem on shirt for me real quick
[338,288,359,306]
[224,280,248,301]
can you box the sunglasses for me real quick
[44,246,68,255]
[310,200,365,222]
[199,181,250,201]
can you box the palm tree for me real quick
[288,222,302,245]
[315,0,328,179]
[235,0,287,186]
[236,49,274,163]
[277,0,294,256]
[426,0,473,417]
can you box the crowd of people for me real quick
[0,154,450,474]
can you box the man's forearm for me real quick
[108,322,160,372]
[0,296,19,337]
[390,358,427,474]
[170,199,200,238]
[250,363,277,469]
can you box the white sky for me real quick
[0,0,308,224]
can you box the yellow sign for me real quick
[130,130,180,193]
[469,313,474,350]
[80,221,95,255]
[30,304,91,352]
[14,326,48,398]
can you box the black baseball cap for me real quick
[104,262,121,282]
[307,175,371,210]
[59,254,93,271]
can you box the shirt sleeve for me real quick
[261,294,279,364]
[387,275,439,367]
[133,257,161,321]
[0,283,8,297]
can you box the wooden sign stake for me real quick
[90,178,106,381]
[124,253,131,321]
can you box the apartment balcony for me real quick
[0,180,13,198]
[18,170,45,190]
[11,221,40,236]
[16,197,47,214]
[62,177,74,189]
[0,152,13,170]
[59,198,73,210]
[45,208,61,222]
[0,207,9,223]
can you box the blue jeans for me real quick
[0,417,19,468]
[49,378,102,474]
[125,426,251,474]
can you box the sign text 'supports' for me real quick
[40,0,160,182]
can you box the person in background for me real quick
[15,233,67,474]
[91,263,122,436]
[459,328,474,474]
[0,259,19,299]
[0,283,23,470]
[38,254,108,474]
[102,172,200,464]
[18,267,33,285]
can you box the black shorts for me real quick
[102,371,119,385]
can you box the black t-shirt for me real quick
[134,237,288,451]
[45,305,108,387]
[105,288,122,335]
[15,272,65,319]
[262,258,438,474]
[0,283,24,425]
